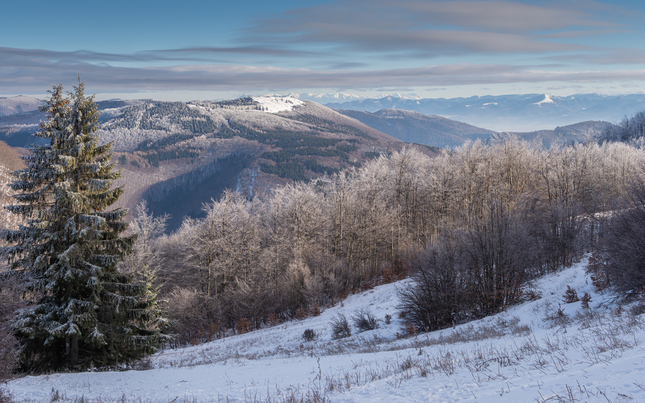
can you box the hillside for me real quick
[337,108,497,149]
[6,258,645,402]
[508,120,617,147]
[104,97,415,229]
[0,95,42,117]
[337,108,614,149]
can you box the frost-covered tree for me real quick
[1,82,168,371]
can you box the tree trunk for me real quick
[70,335,78,367]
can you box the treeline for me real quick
[134,136,645,345]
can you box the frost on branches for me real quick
[1,82,169,372]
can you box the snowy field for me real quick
[6,256,645,402]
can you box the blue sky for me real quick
[2,0,645,101]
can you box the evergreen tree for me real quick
[1,81,168,371]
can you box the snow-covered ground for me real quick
[252,96,304,113]
[6,256,645,402]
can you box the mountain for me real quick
[0,95,42,116]
[327,93,645,132]
[1,96,424,231]
[337,108,497,149]
[508,120,616,147]
[337,108,614,149]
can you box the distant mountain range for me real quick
[338,108,614,149]
[327,93,645,132]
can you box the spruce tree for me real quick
[1,81,168,371]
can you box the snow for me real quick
[252,96,304,113]
[483,102,498,106]
[6,257,645,402]
[534,94,556,105]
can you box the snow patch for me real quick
[252,96,304,113]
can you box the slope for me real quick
[337,108,496,149]
[6,256,645,402]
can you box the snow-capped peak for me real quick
[252,96,304,113]
[534,94,555,105]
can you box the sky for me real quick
[2,0,645,101]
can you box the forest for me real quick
[135,133,645,346]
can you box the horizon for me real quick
[2,0,645,101]
[2,91,641,104]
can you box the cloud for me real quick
[3,48,645,95]
[548,49,645,65]
[245,0,619,56]
[0,46,317,67]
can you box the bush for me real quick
[580,293,592,309]
[330,313,351,339]
[563,286,579,303]
[398,240,470,332]
[352,308,379,332]
[236,318,251,335]
[302,329,316,342]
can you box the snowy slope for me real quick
[6,257,645,402]
[252,96,304,113]
[0,96,42,116]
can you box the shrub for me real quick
[405,322,417,337]
[580,293,592,309]
[295,308,308,320]
[302,329,316,342]
[563,286,579,303]
[267,313,281,326]
[236,318,251,334]
[310,302,321,317]
[629,303,645,316]
[352,308,379,332]
[384,314,392,325]
[398,240,470,332]
[330,313,351,339]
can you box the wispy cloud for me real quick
[3,47,645,95]
[548,49,645,65]
[245,0,618,56]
